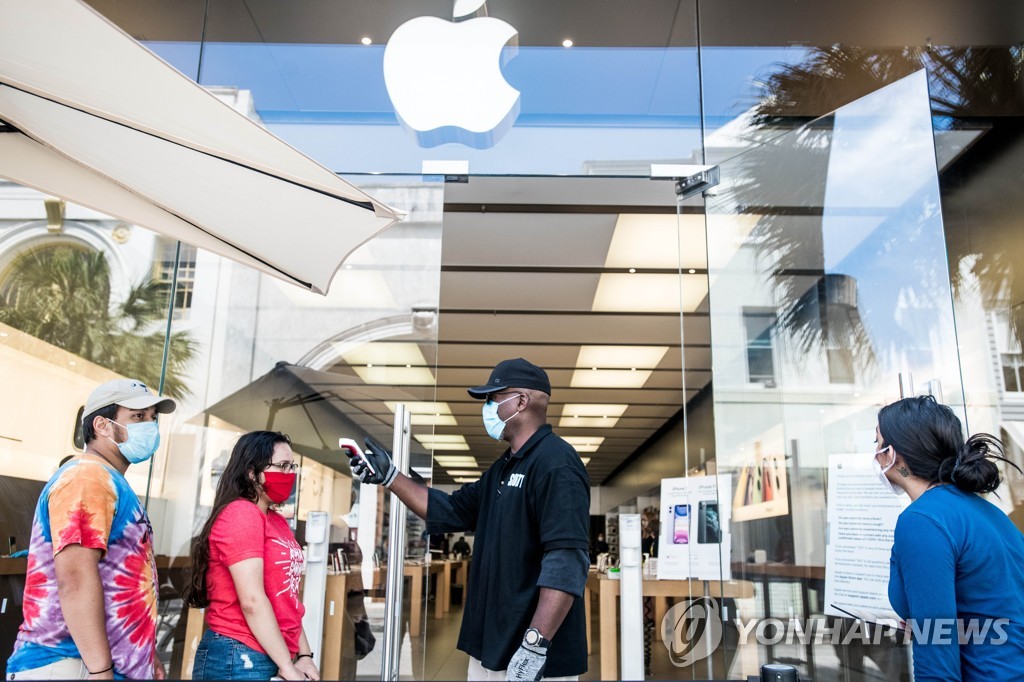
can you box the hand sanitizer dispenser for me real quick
[301,510,329,668]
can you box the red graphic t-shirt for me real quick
[205,500,305,654]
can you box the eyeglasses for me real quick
[265,461,299,473]
[485,391,521,405]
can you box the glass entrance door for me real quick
[700,70,963,679]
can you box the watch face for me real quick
[525,628,540,645]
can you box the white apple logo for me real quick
[383,0,520,149]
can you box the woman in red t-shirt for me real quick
[186,431,320,681]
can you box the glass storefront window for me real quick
[5,2,1024,681]
[702,70,963,680]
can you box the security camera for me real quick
[411,308,437,331]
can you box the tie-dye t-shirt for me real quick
[6,457,158,679]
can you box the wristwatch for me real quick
[523,627,551,649]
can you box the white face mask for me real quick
[482,394,521,440]
[871,445,905,496]
[107,419,161,464]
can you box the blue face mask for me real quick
[109,420,161,464]
[482,394,521,441]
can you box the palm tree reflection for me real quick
[721,45,1023,377]
[0,244,197,398]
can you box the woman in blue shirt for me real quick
[876,396,1024,681]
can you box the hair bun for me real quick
[951,434,1004,494]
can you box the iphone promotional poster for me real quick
[658,475,732,581]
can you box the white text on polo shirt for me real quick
[507,473,525,488]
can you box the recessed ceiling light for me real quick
[563,404,627,417]
[571,368,651,389]
[628,268,636,273]
[605,214,707,270]
[562,39,574,48]
[435,456,479,467]
[564,437,605,453]
[415,434,469,451]
[592,273,706,313]
[417,434,466,443]
[577,345,669,370]
[560,404,628,429]
[386,401,457,426]
[562,417,620,428]
[446,469,481,477]
[361,36,372,45]
[688,268,696,274]
[580,457,591,465]
[454,477,480,483]
[341,342,427,367]
[357,366,437,384]
[343,343,434,385]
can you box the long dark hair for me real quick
[185,431,291,608]
[878,395,1020,494]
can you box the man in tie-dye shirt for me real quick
[7,379,176,680]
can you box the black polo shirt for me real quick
[426,424,591,676]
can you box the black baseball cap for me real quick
[468,358,551,398]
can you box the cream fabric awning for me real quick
[0,0,401,294]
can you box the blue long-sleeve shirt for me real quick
[888,485,1024,681]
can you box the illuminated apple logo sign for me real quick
[383,0,520,149]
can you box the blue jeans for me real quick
[192,630,279,680]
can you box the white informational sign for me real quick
[824,454,910,623]
[657,475,732,581]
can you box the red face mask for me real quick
[262,471,296,504]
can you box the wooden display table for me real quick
[403,561,445,637]
[584,571,754,680]
[438,558,470,613]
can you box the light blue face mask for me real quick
[109,420,161,464]
[482,394,521,441]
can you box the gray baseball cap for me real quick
[84,378,177,417]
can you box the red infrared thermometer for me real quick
[339,437,376,477]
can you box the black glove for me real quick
[347,436,398,487]
[506,639,547,680]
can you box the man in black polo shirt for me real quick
[348,358,591,680]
